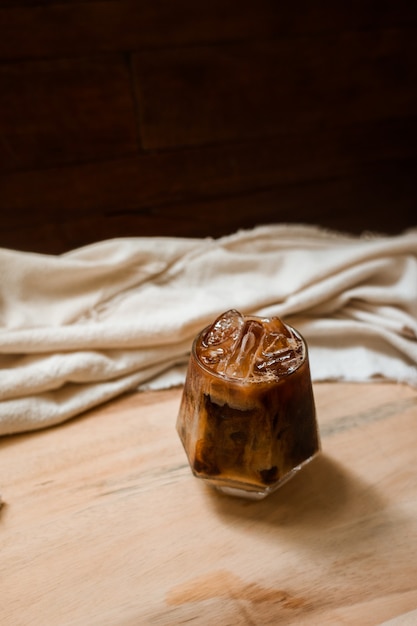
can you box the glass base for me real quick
[207,453,319,500]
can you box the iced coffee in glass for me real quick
[176,309,320,499]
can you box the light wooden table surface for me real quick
[1,382,417,626]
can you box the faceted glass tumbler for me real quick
[176,311,321,500]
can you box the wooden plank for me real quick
[0,1,416,61]
[1,160,415,253]
[0,382,417,624]
[150,163,416,237]
[0,116,415,212]
[0,56,138,171]
[134,29,417,149]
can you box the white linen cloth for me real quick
[0,223,416,436]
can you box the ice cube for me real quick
[264,316,292,339]
[199,347,226,366]
[225,320,265,379]
[199,310,244,374]
[255,321,304,376]
[197,310,304,380]
[202,309,244,347]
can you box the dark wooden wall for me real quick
[0,1,416,253]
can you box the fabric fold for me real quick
[0,223,416,436]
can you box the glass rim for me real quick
[191,318,308,386]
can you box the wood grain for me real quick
[1,1,416,61]
[0,382,416,625]
[0,133,415,252]
[135,30,417,149]
[0,160,415,254]
[0,116,415,209]
[0,56,138,172]
[0,1,416,252]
